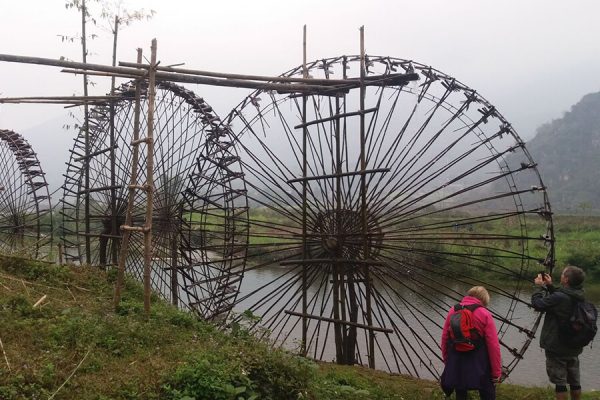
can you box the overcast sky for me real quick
[1,0,600,191]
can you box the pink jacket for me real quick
[441,295,502,379]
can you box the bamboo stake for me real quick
[333,57,345,365]
[358,26,375,369]
[0,336,10,372]
[81,0,91,265]
[33,294,47,308]
[109,15,120,267]
[21,280,30,297]
[114,48,144,311]
[143,39,158,315]
[48,347,92,400]
[301,24,308,357]
[57,243,63,266]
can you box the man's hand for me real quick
[534,273,545,286]
[534,273,552,286]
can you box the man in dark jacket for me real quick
[532,266,586,400]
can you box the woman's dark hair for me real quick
[563,265,585,287]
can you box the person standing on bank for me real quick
[532,266,586,400]
[441,286,502,400]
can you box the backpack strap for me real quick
[450,304,466,342]
[463,304,482,312]
[449,304,482,340]
[557,291,581,323]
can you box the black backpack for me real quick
[560,297,598,348]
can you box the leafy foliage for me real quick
[0,256,597,399]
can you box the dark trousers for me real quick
[441,342,496,400]
[455,386,496,400]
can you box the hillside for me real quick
[0,256,577,399]
[524,92,600,212]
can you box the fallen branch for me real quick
[0,273,61,291]
[48,347,92,400]
[33,294,47,308]
[0,336,10,372]
[67,287,77,301]
[69,284,92,292]
[21,280,30,297]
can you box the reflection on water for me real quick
[237,265,600,389]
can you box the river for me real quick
[236,266,600,389]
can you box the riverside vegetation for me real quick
[1,214,600,399]
[1,255,599,400]
[243,206,600,298]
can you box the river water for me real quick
[237,267,600,390]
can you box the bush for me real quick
[242,346,317,399]
[0,256,70,284]
[564,244,600,280]
[161,331,317,400]
[161,355,257,400]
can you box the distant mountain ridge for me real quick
[524,91,600,212]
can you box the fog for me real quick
[1,0,600,195]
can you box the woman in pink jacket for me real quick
[440,286,502,400]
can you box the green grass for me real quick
[2,256,599,399]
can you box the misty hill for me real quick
[524,92,600,213]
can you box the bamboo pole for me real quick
[118,61,399,85]
[143,39,158,315]
[0,54,417,94]
[114,48,144,311]
[0,336,11,372]
[33,294,47,308]
[109,15,120,266]
[332,56,344,364]
[300,24,308,358]
[339,55,349,364]
[81,0,91,265]
[57,243,63,265]
[0,95,119,102]
[48,347,92,400]
[358,26,376,369]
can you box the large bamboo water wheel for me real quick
[196,55,554,379]
[60,81,246,315]
[0,129,52,260]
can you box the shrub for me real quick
[565,244,600,280]
[161,355,257,400]
[0,256,70,284]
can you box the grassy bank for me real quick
[0,256,597,399]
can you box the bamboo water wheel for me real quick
[0,129,52,259]
[60,81,246,315]
[198,55,554,379]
